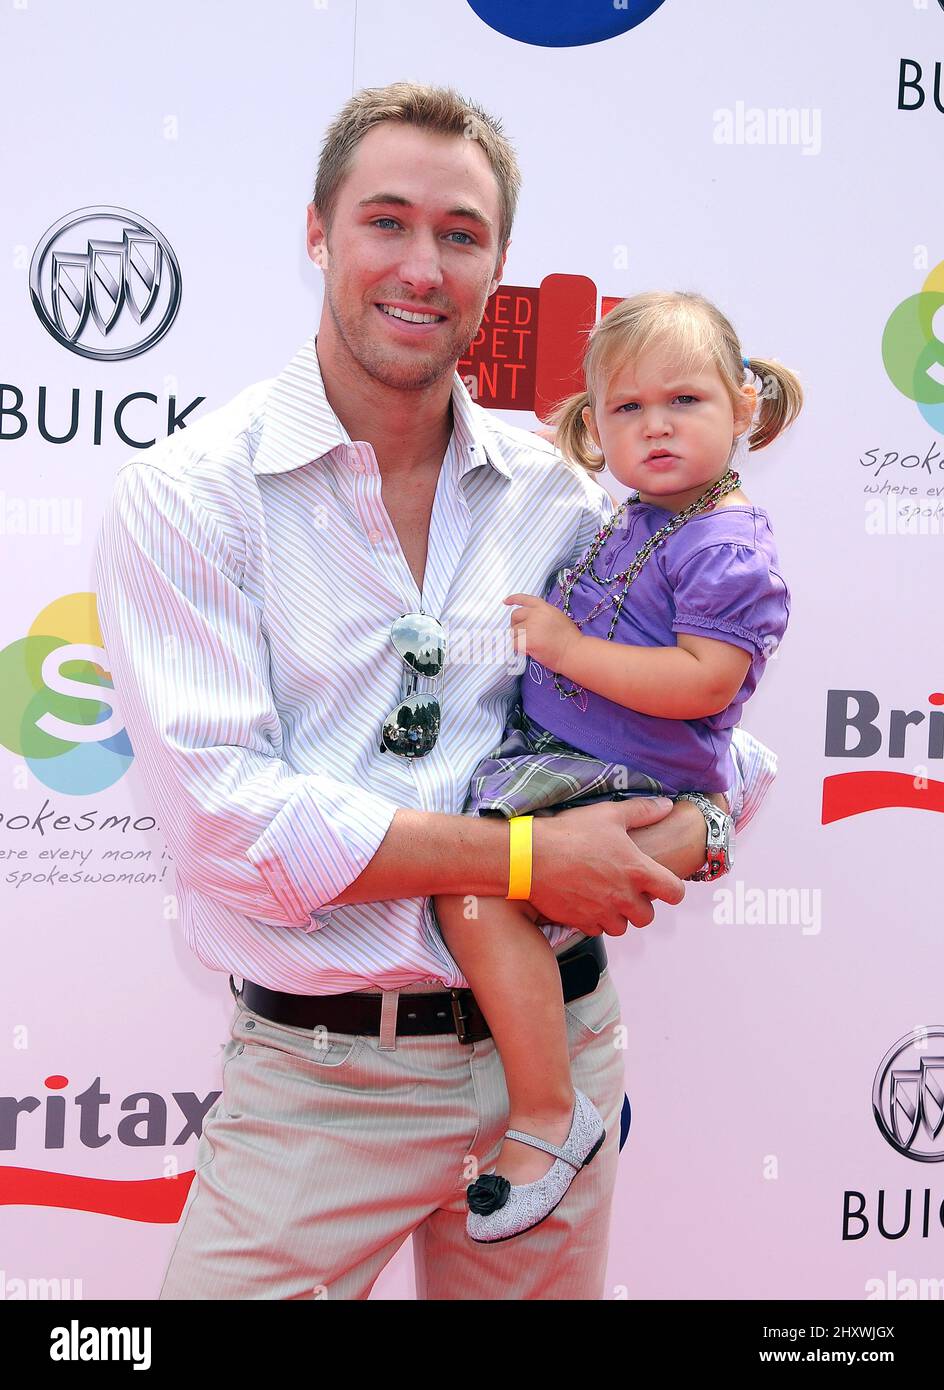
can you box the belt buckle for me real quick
[448,988,474,1045]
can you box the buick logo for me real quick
[29,206,181,360]
[873,1028,944,1162]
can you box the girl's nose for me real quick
[645,415,671,436]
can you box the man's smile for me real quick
[375,300,448,334]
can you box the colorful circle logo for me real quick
[882,258,944,433]
[466,0,667,47]
[0,593,130,794]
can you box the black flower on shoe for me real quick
[466,1173,511,1214]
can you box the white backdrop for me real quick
[1,0,942,1301]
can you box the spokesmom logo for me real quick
[0,594,128,794]
[466,0,666,47]
[882,257,944,433]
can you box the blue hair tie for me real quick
[742,356,751,368]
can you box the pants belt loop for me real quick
[378,989,400,1051]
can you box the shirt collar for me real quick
[252,333,511,482]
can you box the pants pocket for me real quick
[233,1002,366,1071]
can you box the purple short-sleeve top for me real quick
[520,500,790,794]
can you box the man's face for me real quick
[307,122,508,391]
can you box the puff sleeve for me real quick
[670,542,790,659]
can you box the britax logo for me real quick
[822,688,944,822]
[0,1073,219,1222]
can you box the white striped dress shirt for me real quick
[94,334,777,994]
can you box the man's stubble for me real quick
[321,254,491,393]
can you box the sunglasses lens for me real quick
[390,614,445,678]
[381,694,441,757]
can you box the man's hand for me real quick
[626,794,723,880]
[528,797,684,936]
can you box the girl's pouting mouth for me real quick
[640,454,680,472]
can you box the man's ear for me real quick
[489,239,510,296]
[307,202,329,269]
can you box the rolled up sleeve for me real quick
[94,462,401,928]
[728,725,778,832]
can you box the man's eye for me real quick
[370,219,474,245]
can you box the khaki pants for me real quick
[159,967,625,1300]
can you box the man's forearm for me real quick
[322,808,511,908]
[322,796,714,911]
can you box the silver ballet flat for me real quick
[465,1088,606,1243]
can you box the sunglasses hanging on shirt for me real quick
[380,611,446,758]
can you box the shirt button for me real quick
[367,528,382,544]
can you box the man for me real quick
[94,81,773,1300]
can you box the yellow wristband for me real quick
[506,815,534,900]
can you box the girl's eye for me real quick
[616,395,698,412]
[370,219,474,245]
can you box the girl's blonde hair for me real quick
[547,290,804,475]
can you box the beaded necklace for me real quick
[551,468,741,701]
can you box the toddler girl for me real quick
[433,290,802,1242]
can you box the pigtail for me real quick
[543,389,606,474]
[744,356,804,451]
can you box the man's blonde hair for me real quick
[312,81,522,264]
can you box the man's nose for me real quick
[396,233,445,294]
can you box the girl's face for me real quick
[581,347,756,510]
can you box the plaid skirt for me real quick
[463,701,666,820]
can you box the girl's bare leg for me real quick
[433,892,578,1186]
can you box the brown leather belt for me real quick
[230,934,606,1046]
